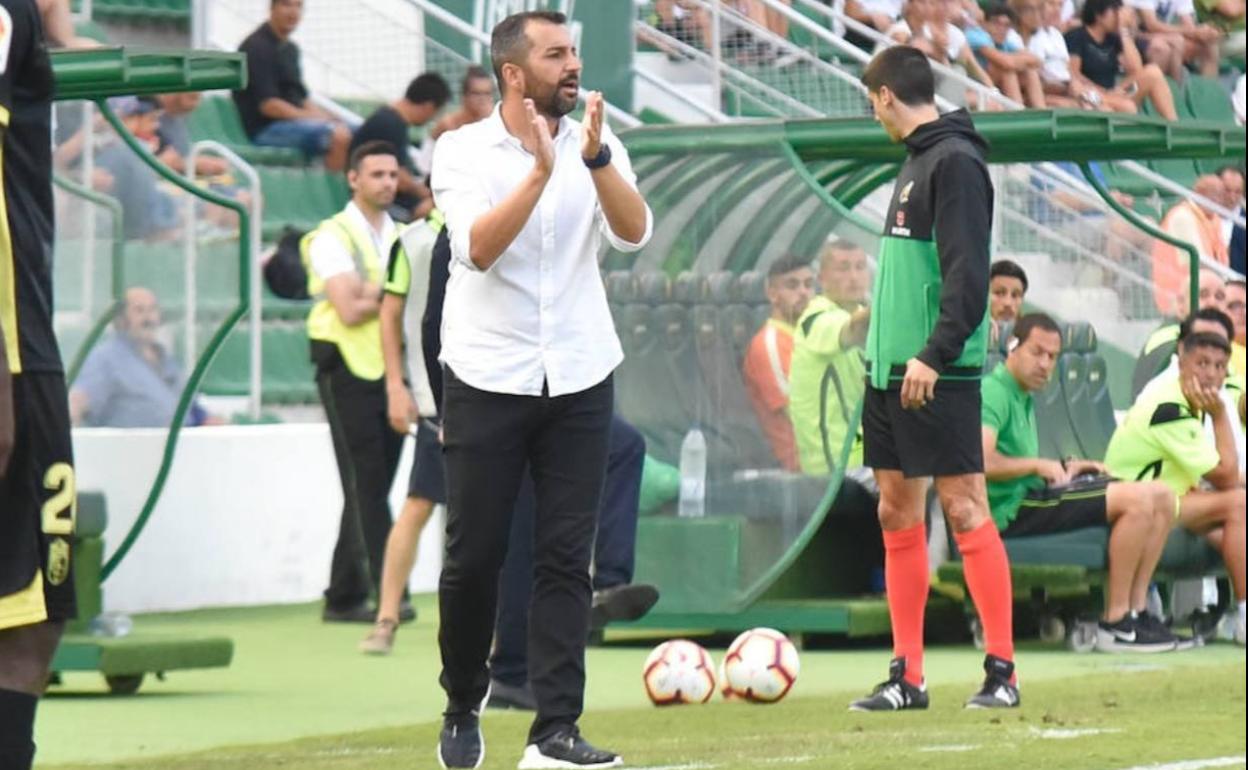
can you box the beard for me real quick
[527,76,579,119]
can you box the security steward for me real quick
[304,140,408,622]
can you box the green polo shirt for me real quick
[1105,376,1220,498]
[981,363,1044,530]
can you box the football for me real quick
[721,628,800,703]
[642,639,718,706]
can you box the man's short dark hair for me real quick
[767,254,813,281]
[349,140,398,171]
[1215,164,1245,180]
[1181,331,1232,356]
[985,3,1016,21]
[1179,307,1235,341]
[462,65,493,95]
[405,72,451,107]
[1011,312,1061,347]
[861,46,936,107]
[990,259,1029,293]
[490,11,567,94]
[1082,0,1123,27]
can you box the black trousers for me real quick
[438,367,613,743]
[314,342,404,609]
[490,417,646,689]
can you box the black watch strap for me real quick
[583,143,612,170]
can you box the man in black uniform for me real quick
[849,47,1019,713]
[0,1,76,767]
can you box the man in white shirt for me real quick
[303,141,408,625]
[429,11,651,770]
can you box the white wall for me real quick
[74,424,444,614]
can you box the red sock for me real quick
[956,520,1015,671]
[883,523,928,686]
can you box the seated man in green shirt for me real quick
[982,314,1180,652]
[1106,330,1246,647]
[789,239,872,475]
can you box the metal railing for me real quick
[186,140,264,420]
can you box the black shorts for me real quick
[407,418,446,504]
[862,383,983,478]
[1001,478,1111,538]
[0,373,77,629]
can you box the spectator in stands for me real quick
[304,141,407,624]
[982,313,1181,651]
[1107,329,1246,646]
[1217,165,1245,274]
[887,0,998,102]
[846,0,905,48]
[967,5,1050,107]
[1153,175,1231,316]
[789,240,872,475]
[1226,279,1246,377]
[1133,271,1229,395]
[1065,0,1180,120]
[1191,0,1246,59]
[154,93,228,178]
[38,0,103,47]
[69,287,220,428]
[96,96,181,241]
[351,73,451,223]
[742,255,815,471]
[1018,0,1097,106]
[234,0,353,171]
[1124,0,1221,79]
[430,67,497,142]
[654,0,710,51]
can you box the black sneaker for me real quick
[590,584,660,631]
[322,602,375,623]
[965,654,1020,709]
[848,657,929,712]
[518,728,622,769]
[1135,611,1195,650]
[437,711,484,769]
[1097,614,1176,653]
[398,599,417,624]
[485,679,536,711]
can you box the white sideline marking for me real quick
[1031,727,1124,740]
[761,757,816,764]
[633,764,719,770]
[919,745,981,753]
[1112,756,1246,770]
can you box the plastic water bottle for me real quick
[678,426,707,518]
[88,611,134,638]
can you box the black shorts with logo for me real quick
[1001,477,1111,537]
[863,382,984,478]
[0,373,77,629]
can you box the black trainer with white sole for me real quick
[1135,611,1195,650]
[517,729,623,769]
[1097,614,1177,653]
[965,654,1020,709]
[848,657,929,712]
[437,711,484,769]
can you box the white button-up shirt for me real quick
[431,106,652,397]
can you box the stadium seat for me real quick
[1067,325,1117,460]
[186,96,305,167]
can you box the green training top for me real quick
[981,363,1044,530]
[789,296,866,475]
[1105,376,1220,498]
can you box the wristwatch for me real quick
[583,143,612,170]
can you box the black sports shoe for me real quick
[1135,611,1195,650]
[322,602,375,623]
[485,679,537,711]
[965,654,1020,709]
[848,658,929,712]
[518,728,622,769]
[590,584,660,631]
[1096,614,1176,653]
[437,711,484,769]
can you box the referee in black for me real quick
[0,2,76,767]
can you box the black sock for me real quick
[0,688,37,770]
